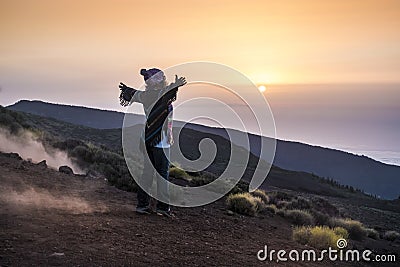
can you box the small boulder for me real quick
[59,165,74,175]
[226,210,235,216]
[36,160,47,168]
[5,152,23,160]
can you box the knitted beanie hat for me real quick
[140,68,165,82]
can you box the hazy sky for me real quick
[1,0,399,87]
[1,0,400,162]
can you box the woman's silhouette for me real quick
[119,68,186,217]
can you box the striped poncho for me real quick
[120,85,178,147]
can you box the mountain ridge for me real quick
[7,100,400,199]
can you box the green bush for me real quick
[293,226,348,250]
[365,228,379,240]
[71,145,93,163]
[383,230,400,241]
[0,107,31,134]
[169,167,190,180]
[251,189,269,204]
[0,108,138,192]
[226,193,262,216]
[69,142,137,191]
[53,139,88,151]
[284,209,314,226]
[332,218,367,241]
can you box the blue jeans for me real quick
[137,146,170,211]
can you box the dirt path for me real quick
[0,154,381,266]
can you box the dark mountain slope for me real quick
[8,100,143,129]
[1,105,355,198]
[7,100,400,199]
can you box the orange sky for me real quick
[1,0,399,87]
[1,0,400,161]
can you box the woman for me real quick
[119,68,186,217]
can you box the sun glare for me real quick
[258,85,266,92]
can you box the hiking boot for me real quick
[136,206,151,215]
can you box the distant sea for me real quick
[338,148,400,166]
[173,83,400,168]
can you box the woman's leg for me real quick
[153,147,170,211]
[136,146,156,208]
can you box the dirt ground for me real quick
[0,153,397,266]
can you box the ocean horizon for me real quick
[341,148,400,167]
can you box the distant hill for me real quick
[181,125,400,200]
[7,100,400,199]
[1,104,353,199]
[7,100,143,129]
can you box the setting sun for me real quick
[258,85,266,92]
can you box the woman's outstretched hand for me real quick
[173,75,187,87]
[119,82,129,91]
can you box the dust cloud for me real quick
[0,187,108,214]
[0,127,83,174]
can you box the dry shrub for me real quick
[365,228,379,240]
[276,209,285,217]
[311,210,332,226]
[265,204,278,214]
[276,200,290,209]
[332,218,367,241]
[268,191,294,204]
[287,196,311,210]
[293,226,348,250]
[284,209,314,226]
[253,196,266,212]
[169,167,190,180]
[251,189,269,204]
[383,230,400,241]
[226,193,261,216]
